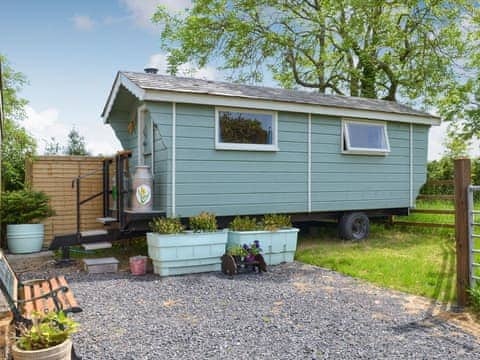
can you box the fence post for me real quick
[455,158,471,307]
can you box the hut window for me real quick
[342,119,390,155]
[215,107,278,151]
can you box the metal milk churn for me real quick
[131,165,153,211]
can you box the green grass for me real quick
[296,223,457,303]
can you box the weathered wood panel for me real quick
[26,156,108,247]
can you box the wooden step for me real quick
[96,217,118,224]
[81,242,112,251]
[80,229,108,237]
[83,257,119,274]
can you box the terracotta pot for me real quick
[12,338,72,360]
[130,256,148,275]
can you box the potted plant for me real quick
[147,212,228,276]
[227,214,299,265]
[0,190,55,254]
[13,311,78,360]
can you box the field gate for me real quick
[468,185,480,287]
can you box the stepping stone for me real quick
[80,229,108,237]
[83,257,119,274]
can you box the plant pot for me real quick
[12,338,72,360]
[147,230,228,276]
[7,224,44,254]
[227,228,299,265]
[130,256,148,275]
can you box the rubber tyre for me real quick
[339,212,370,241]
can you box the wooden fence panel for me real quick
[26,156,109,248]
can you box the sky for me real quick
[0,0,465,160]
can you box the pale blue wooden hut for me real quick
[101,69,439,238]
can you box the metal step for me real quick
[96,217,118,224]
[80,229,108,237]
[81,242,112,251]
[83,257,119,274]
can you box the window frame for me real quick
[215,106,279,151]
[341,118,390,155]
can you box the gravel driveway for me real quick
[23,262,480,359]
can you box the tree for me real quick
[65,127,89,156]
[154,0,476,106]
[0,55,36,190]
[44,137,63,155]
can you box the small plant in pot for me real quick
[0,190,55,254]
[13,311,78,360]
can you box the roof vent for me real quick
[144,67,158,74]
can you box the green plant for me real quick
[189,212,217,232]
[229,216,260,231]
[0,190,55,224]
[17,311,78,351]
[262,214,292,231]
[149,217,184,234]
[226,245,248,257]
[468,285,480,313]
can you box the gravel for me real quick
[22,262,480,359]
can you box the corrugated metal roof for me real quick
[121,71,437,119]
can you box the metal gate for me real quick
[468,185,480,286]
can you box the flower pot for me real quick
[147,231,228,276]
[7,224,44,254]
[12,338,72,360]
[130,256,148,275]
[227,228,299,265]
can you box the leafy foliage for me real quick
[44,137,63,155]
[262,214,292,231]
[154,0,475,107]
[189,211,217,232]
[17,311,78,351]
[0,190,55,224]
[226,245,248,257]
[229,216,261,231]
[65,127,89,156]
[0,54,37,190]
[149,217,184,234]
[468,284,480,314]
[220,112,268,144]
[2,119,36,190]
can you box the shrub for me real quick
[229,216,260,231]
[189,212,217,232]
[17,311,78,351]
[0,190,55,224]
[262,214,292,231]
[468,285,480,313]
[226,245,248,257]
[149,217,184,234]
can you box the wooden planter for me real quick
[227,228,299,265]
[147,231,228,276]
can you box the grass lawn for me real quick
[296,223,457,303]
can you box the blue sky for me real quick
[0,0,451,159]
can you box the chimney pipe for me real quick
[144,67,158,74]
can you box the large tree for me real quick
[154,0,477,109]
[65,127,89,156]
[0,55,36,190]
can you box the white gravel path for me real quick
[23,262,480,359]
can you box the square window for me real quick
[342,119,390,155]
[215,108,278,151]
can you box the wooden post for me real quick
[455,158,471,307]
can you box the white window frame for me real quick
[341,118,390,155]
[215,106,279,151]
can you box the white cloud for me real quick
[119,0,191,30]
[23,106,122,156]
[72,15,95,31]
[147,53,219,80]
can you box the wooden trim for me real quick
[307,113,311,213]
[172,102,176,217]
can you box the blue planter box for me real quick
[147,230,228,276]
[227,228,299,265]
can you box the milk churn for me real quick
[131,165,153,211]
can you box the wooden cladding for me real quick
[26,156,109,248]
